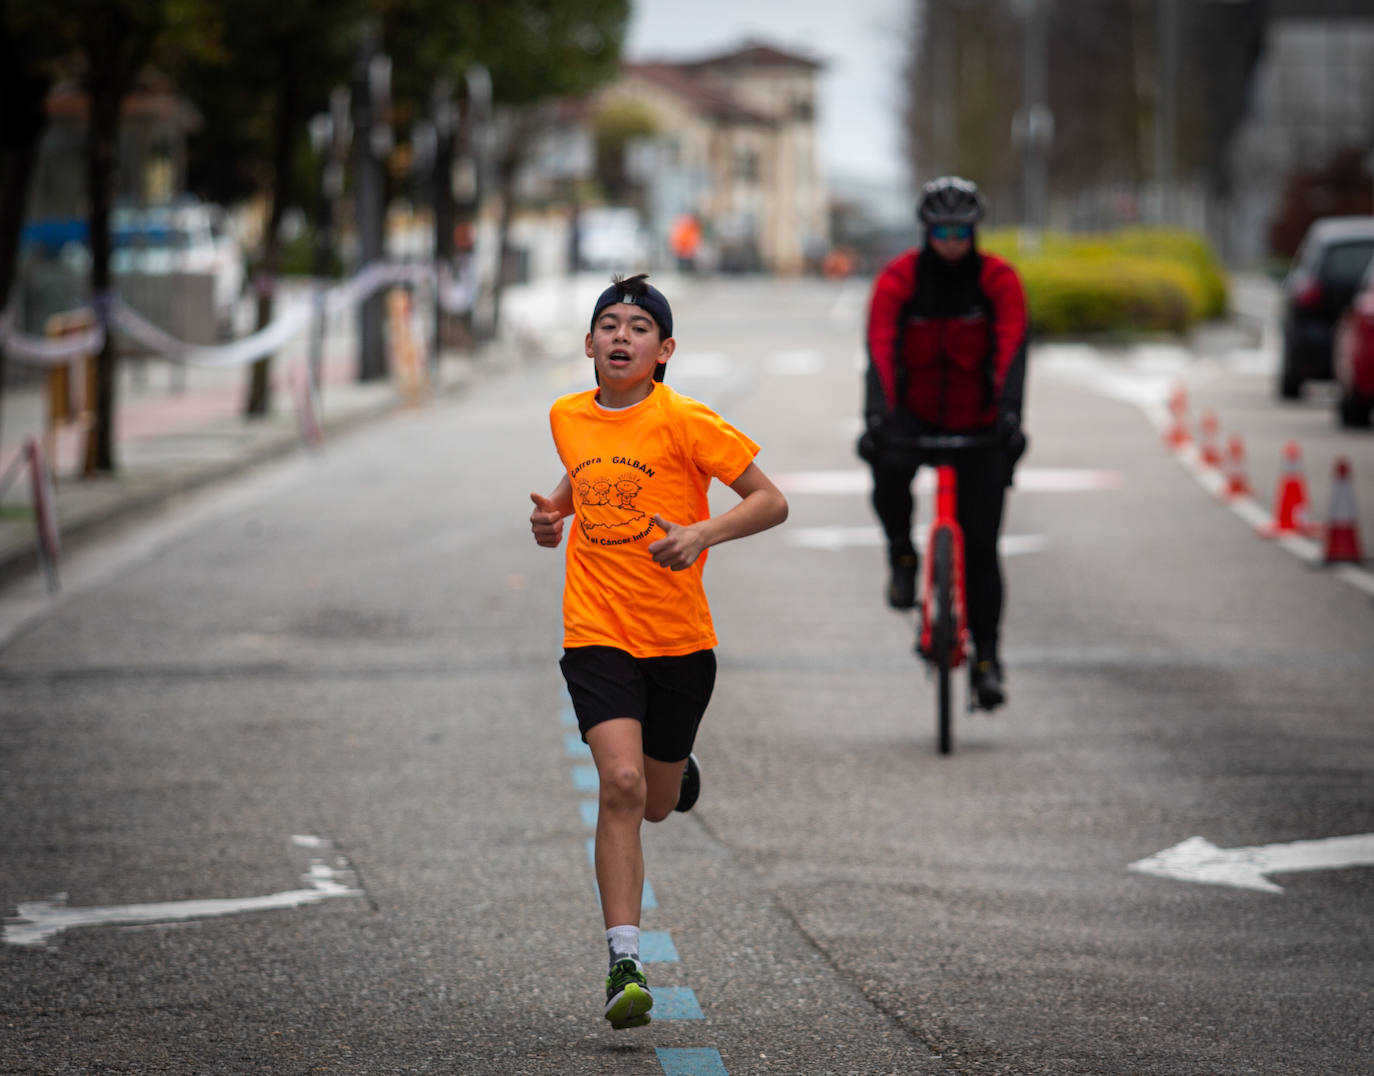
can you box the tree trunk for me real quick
[489,115,533,341]
[81,9,156,475]
[83,64,126,475]
[245,36,302,417]
[0,27,53,453]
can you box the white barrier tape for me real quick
[0,308,106,366]
[112,298,312,368]
[1,260,452,370]
[323,261,436,320]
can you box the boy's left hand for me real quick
[649,515,706,571]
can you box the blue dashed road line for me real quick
[564,732,591,758]
[586,839,658,907]
[639,930,678,963]
[560,694,724,1073]
[572,764,598,791]
[651,987,705,1020]
[656,1048,729,1076]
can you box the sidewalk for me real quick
[0,291,506,595]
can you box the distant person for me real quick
[858,177,1029,709]
[670,213,701,272]
[529,273,787,1029]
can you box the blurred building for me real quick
[15,73,240,343]
[1230,1,1374,262]
[27,70,201,231]
[17,71,204,332]
[604,42,831,274]
[907,0,1374,265]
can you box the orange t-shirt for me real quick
[549,383,760,657]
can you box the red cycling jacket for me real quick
[866,249,1028,430]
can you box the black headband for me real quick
[590,282,673,338]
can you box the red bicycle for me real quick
[890,431,997,754]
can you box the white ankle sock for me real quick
[606,924,640,966]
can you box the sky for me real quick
[624,0,911,197]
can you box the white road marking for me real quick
[765,349,825,376]
[1129,833,1374,894]
[775,467,1122,495]
[828,282,868,328]
[3,836,364,948]
[670,350,731,378]
[786,523,1047,555]
[1040,344,1374,597]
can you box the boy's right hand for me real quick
[529,492,565,548]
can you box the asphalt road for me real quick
[3,276,1372,1075]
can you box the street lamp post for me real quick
[307,86,350,397]
[429,77,457,351]
[1012,0,1054,243]
[1155,0,1181,225]
[352,36,391,381]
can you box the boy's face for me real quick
[585,303,675,397]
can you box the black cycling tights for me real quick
[871,445,1007,659]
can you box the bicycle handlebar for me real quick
[883,431,1000,453]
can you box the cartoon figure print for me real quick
[576,471,647,538]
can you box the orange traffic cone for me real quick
[1164,383,1191,449]
[1222,434,1252,500]
[1261,441,1318,538]
[1323,457,1364,564]
[1197,410,1223,467]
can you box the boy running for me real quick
[529,274,788,1029]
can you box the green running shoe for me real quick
[603,958,653,1029]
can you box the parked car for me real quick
[112,199,245,336]
[1334,257,1374,428]
[576,207,649,272]
[1278,216,1374,399]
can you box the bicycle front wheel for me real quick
[929,526,955,755]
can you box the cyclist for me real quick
[857,176,1029,710]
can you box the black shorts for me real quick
[559,646,717,763]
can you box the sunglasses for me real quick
[929,224,973,241]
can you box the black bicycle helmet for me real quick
[917,176,986,226]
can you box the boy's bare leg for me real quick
[586,718,649,927]
[643,756,689,822]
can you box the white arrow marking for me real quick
[1128,833,1374,893]
[3,836,365,947]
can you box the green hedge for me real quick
[980,228,1229,337]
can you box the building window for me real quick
[735,148,758,181]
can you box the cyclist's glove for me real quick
[856,412,889,464]
[997,412,1028,485]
